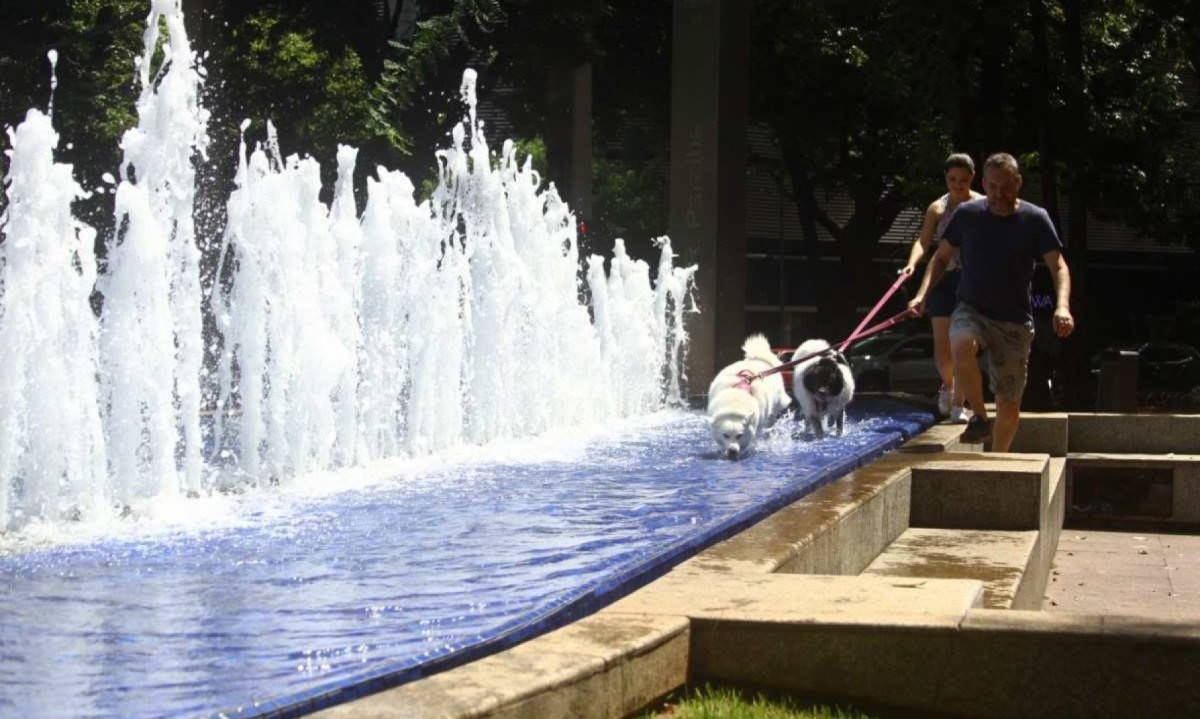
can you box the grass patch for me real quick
[639,684,882,719]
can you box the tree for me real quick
[0,1,147,230]
[750,0,969,333]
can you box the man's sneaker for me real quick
[937,386,953,416]
[960,415,993,443]
[948,405,969,424]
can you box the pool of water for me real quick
[0,399,932,719]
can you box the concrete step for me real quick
[1068,413,1200,454]
[607,567,985,622]
[898,452,1051,530]
[861,527,1041,609]
[1010,412,1069,456]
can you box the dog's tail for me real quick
[741,333,777,364]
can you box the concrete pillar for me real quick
[546,63,593,223]
[1096,349,1138,412]
[669,0,749,394]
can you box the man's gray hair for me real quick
[944,153,975,173]
[984,152,1020,175]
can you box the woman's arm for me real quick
[901,201,941,276]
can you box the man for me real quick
[908,153,1075,452]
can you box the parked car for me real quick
[776,333,945,397]
[1089,342,1200,390]
[845,332,943,395]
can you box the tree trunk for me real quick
[1029,0,1060,228]
[1061,0,1093,408]
[978,2,1008,156]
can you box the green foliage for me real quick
[752,0,961,245]
[222,9,374,158]
[1072,2,1197,244]
[750,0,1200,260]
[370,0,505,155]
[639,684,880,719]
[511,135,547,175]
[591,156,667,244]
[0,1,145,184]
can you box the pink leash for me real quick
[740,274,916,385]
[837,272,910,352]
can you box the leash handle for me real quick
[847,307,919,344]
[757,307,919,380]
[837,272,910,352]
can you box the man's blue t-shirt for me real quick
[941,198,1063,323]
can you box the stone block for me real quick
[1009,412,1068,456]
[1068,413,1200,454]
[862,528,1040,609]
[908,456,1049,530]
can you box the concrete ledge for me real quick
[903,453,1050,530]
[1068,413,1200,454]
[606,569,984,626]
[678,463,912,576]
[308,613,689,719]
[1027,457,1067,604]
[861,528,1040,609]
[941,609,1200,718]
[898,423,969,453]
[691,608,1200,719]
[1009,412,1069,456]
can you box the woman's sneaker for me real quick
[949,405,970,424]
[960,415,993,443]
[937,386,953,416]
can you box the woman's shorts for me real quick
[926,270,960,318]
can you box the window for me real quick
[892,337,933,360]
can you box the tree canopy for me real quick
[1,0,1195,259]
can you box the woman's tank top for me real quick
[934,193,967,272]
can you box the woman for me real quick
[900,152,984,422]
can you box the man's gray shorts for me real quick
[949,302,1035,401]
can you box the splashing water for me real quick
[0,8,696,533]
[99,0,210,505]
[0,110,106,527]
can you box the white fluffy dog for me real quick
[707,334,792,460]
[792,339,855,439]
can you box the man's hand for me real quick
[908,295,926,317]
[1053,307,1075,338]
[899,263,917,277]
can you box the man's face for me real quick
[944,167,974,196]
[983,166,1022,214]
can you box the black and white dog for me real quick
[791,339,855,439]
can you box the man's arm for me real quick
[1044,249,1074,337]
[908,240,958,315]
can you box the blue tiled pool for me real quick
[0,399,933,719]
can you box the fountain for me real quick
[1,1,696,530]
[0,3,933,718]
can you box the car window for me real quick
[847,334,904,357]
[1143,345,1193,364]
[892,337,933,360]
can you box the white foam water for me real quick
[0,4,696,535]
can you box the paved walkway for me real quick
[1043,529,1200,619]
